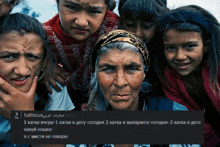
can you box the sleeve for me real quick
[44,82,75,111]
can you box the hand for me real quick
[0,76,38,121]
[45,63,67,94]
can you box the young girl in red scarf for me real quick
[43,0,120,110]
[154,5,220,146]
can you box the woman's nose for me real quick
[75,12,89,27]
[114,70,128,87]
[14,58,30,76]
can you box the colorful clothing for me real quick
[162,66,220,146]
[0,83,75,147]
[43,11,120,107]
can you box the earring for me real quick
[38,68,45,81]
[141,81,152,93]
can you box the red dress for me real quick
[43,10,120,108]
[162,66,220,146]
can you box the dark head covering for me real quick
[159,10,209,34]
[90,29,150,73]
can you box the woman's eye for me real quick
[129,67,137,71]
[101,66,115,74]
[126,66,139,73]
[0,54,18,62]
[26,54,41,61]
[124,65,141,74]
[102,68,113,72]
[5,55,15,59]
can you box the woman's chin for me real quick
[112,103,135,111]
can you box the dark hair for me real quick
[1,0,23,6]
[154,5,220,94]
[56,0,115,10]
[119,0,168,23]
[0,13,54,110]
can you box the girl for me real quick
[118,0,168,97]
[43,0,120,110]
[0,13,74,147]
[154,5,220,147]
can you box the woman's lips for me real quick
[12,77,28,86]
[113,94,130,101]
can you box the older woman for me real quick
[0,13,74,147]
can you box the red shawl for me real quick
[163,66,220,146]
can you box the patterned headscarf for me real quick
[90,29,150,73]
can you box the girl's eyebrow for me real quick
[183,41,199,44]
[89,6,104,11]
[64,0,80,6]
[164,41,199,46]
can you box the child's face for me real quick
[163,29,206,76]
[0,33,45,93]
[58,0,108,41]
[0,1,15,25]
[122,20,156,45]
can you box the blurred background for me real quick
[11,0,220,23]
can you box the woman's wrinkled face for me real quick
[163,29,206,76]
[122,19,156,45]
[97,49,145,111]
[58,0,108,41]
[0,33,45,93]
